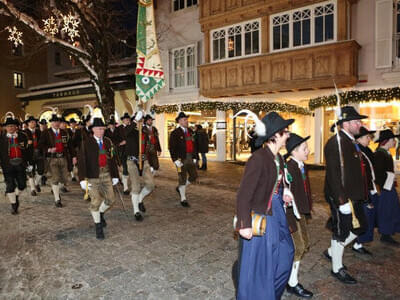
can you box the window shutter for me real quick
[197,40,202,88]
[375,0,393,68]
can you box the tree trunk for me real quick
[99,84,115,120]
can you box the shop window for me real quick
[13,72,24,89]
[171,45,196,89]
[173,0,197,12]
[271,0,336,52]
[211,18,261,62]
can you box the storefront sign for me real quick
[216,121,227,130]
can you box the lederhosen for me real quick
[24,128,44,179]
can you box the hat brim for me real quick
[255,118,294,147]
[375,134,400,143]
[338,115,368,124]
[175,115,189,122]
[355,130,376,139]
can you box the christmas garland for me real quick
[151,101,311,115]
[309,86,400,111]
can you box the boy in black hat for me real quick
[115,112,131,195]
[324,106,368,284]
[142,114,162,173]
[0,113,29,214]
[78,113,119,239]
[60,117,76,185]
[67,118,79,181]
[105,116,118,146]
[284,133,313,298]
[38,119,49,185]
[169,112,198,207]
[24,115,44,196]
[38,112,76,207]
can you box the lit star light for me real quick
[43,16,59,36]
[6,26,23,47]
[61,13,80,41]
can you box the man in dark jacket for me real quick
[323,106,368,284]
[169,112,198,207]
[143,114,162,172]
[195,124,209,170]
[115,112,131,195]
[0,113,29,214]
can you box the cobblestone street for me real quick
[1,159,400,299]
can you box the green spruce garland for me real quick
[151,101,310,115]
[309,86,400,110]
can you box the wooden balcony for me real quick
[199,40,360,98]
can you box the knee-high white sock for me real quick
[52,184,60,201]
[131,194,140,214]
[91,211,101,223]
[288,261,300,287]
[70,171,75,178]
[28,177,36,192]
[353,242,363,249]
[99,201,110,213]
[122,175,129,192]
[343,232,358,247]
[34,174,42,186]
[331,239,344,273]
[178,185,186,201]
[7,192,16,204]
[139,187,152,203]
[186,179,190,186]
[15,188,20,196]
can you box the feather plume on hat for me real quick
[232,109,266,138]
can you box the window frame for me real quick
[13,72,24,89]
[395,0,400,65]
[210,18,262,63]
[170,44,197,90]
[172,0,198,12]
[270,0,337,53]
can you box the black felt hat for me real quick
[39,119,48,125]
[355,126,376,139]
[49,114,61,122]
[255,112,294,147]
[69,118,77,124]
[144,114,155,121]
[108,116,116,125]
[2,117,19,126]
[338,106,367,124]
[90,118,106,129]
[60,117,69,124]
[285,133,310,156]
[24,115,38,124]
[121,112,131,120]
[175,112,189,122]
[374,129,400,143]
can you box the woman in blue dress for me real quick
[374,129,400,245]
[235,111,295,299]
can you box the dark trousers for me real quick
[28,158,45,178]
[200,152,207,168]
[4,164,27,193]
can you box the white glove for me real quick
[174,160,183,168]
[80,180,92,191]
[112,178,119,186]
[339,202,351,214]
[193,159,197,164]
[26,165,33,173]
[134,110,144,122]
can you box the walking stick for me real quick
[114,185,130,219]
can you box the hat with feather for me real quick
[2,112,19,126]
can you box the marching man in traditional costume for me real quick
[124,111,154,221]
[285,133,313,298]
[38,110,76,207]
[169,112,198,207]
[324,106,368,284]
[115,112,131,195]
[24,114,44,196]
[0,113,29,214]
[78,110,119,240]
[142,114,162,173]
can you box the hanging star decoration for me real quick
[43,16,59,37]
[61,13,80,41]
[6,26,23,47]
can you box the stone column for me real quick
[155,113,166,157]
[216,110,226,161]
[313,107,323,164]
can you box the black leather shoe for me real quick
[11,203,18,215]
[331,268,357,284]
[287,284,313,298]
[35,185,41,193]
[352,246,372,255]
[381,234,400,246]
[61,187,69,193]
[95,223,104,240]
[323,250,347,270]
[134,212,143,221]
[139,202,146,213]
[123,190,130,196]
[55,200,63,208]
[100,212,107,228]
[71,177,77,182]
[181,200,190,207]
[31,190,37,196]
